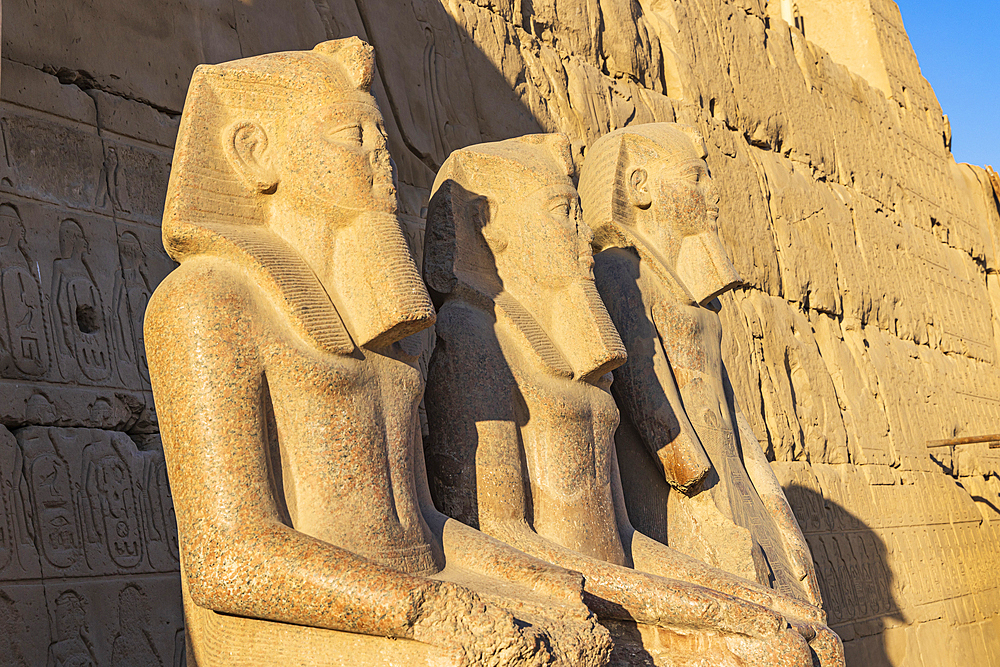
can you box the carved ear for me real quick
[474,199,508,254]
[224,121,277,194]
[627,167,652,209]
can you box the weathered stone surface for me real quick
[145,39,611,667]
[422,129,839,665]
[0,0,997,665]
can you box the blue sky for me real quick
[899,1,1000,167]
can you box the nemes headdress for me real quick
[159,38,377,355]
[423,133,575,302]
[578,122,705,251]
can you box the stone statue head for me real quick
[425,133,625,382]
[162,37,434,350]
[579,123,742,305]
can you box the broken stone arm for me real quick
[595,251,710,492]
[731,396,824,608]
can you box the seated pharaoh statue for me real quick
[421,133,828,666]
[578,123,844,665]
[145,38,613,667]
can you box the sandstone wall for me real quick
[1,1,998,665]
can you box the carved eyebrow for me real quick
[538,184,577,198]
[319,102,381,122]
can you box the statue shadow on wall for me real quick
[783,485,907,667]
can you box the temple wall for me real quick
[1,0,998,665]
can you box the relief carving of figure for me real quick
[0,592,28,666]
[145,38,610,667]
[51,219,111,383]
[111,585,164,667]
[0,426,40,578]
[46,591,96,667]
[96,146,130,213]
[579,123,843,664]
[112,231,152,384]
[0,203,50,376]
[422,133,820,665]
[140,447,179,569]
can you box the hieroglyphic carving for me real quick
[0,203,49,377]
[50,220,111,384]
[140,446,178,570]
[47,590,97,667]
[19,428,82,571]
[112,231,151,385]
[11,426,177,578]
[81,434,143,570]
[111,585,163,666]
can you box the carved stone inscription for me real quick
[0,424,182,665]
[0,95,175,429]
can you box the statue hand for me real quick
[410,581,555,667]
[768,589,825,625]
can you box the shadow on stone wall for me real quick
[784,484,905,667]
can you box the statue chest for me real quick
[259,335,435,575]
[511,364,626,564]
[514,372,620,495]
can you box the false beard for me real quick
[330,210,436,349]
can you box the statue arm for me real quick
[457,388,782,637]
[594,250,709,492]
[733,404,824,608]
[483,479,785,639]
[145,260,437,639]
[609,433,826,625]
[413,424,589,610]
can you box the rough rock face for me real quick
[0,0,997,665]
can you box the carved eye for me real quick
[550,200,571,218]
[328,124,362,145]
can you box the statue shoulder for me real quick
[430,298,509,380]
[146,257,260,336]
[435,298,495,343]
